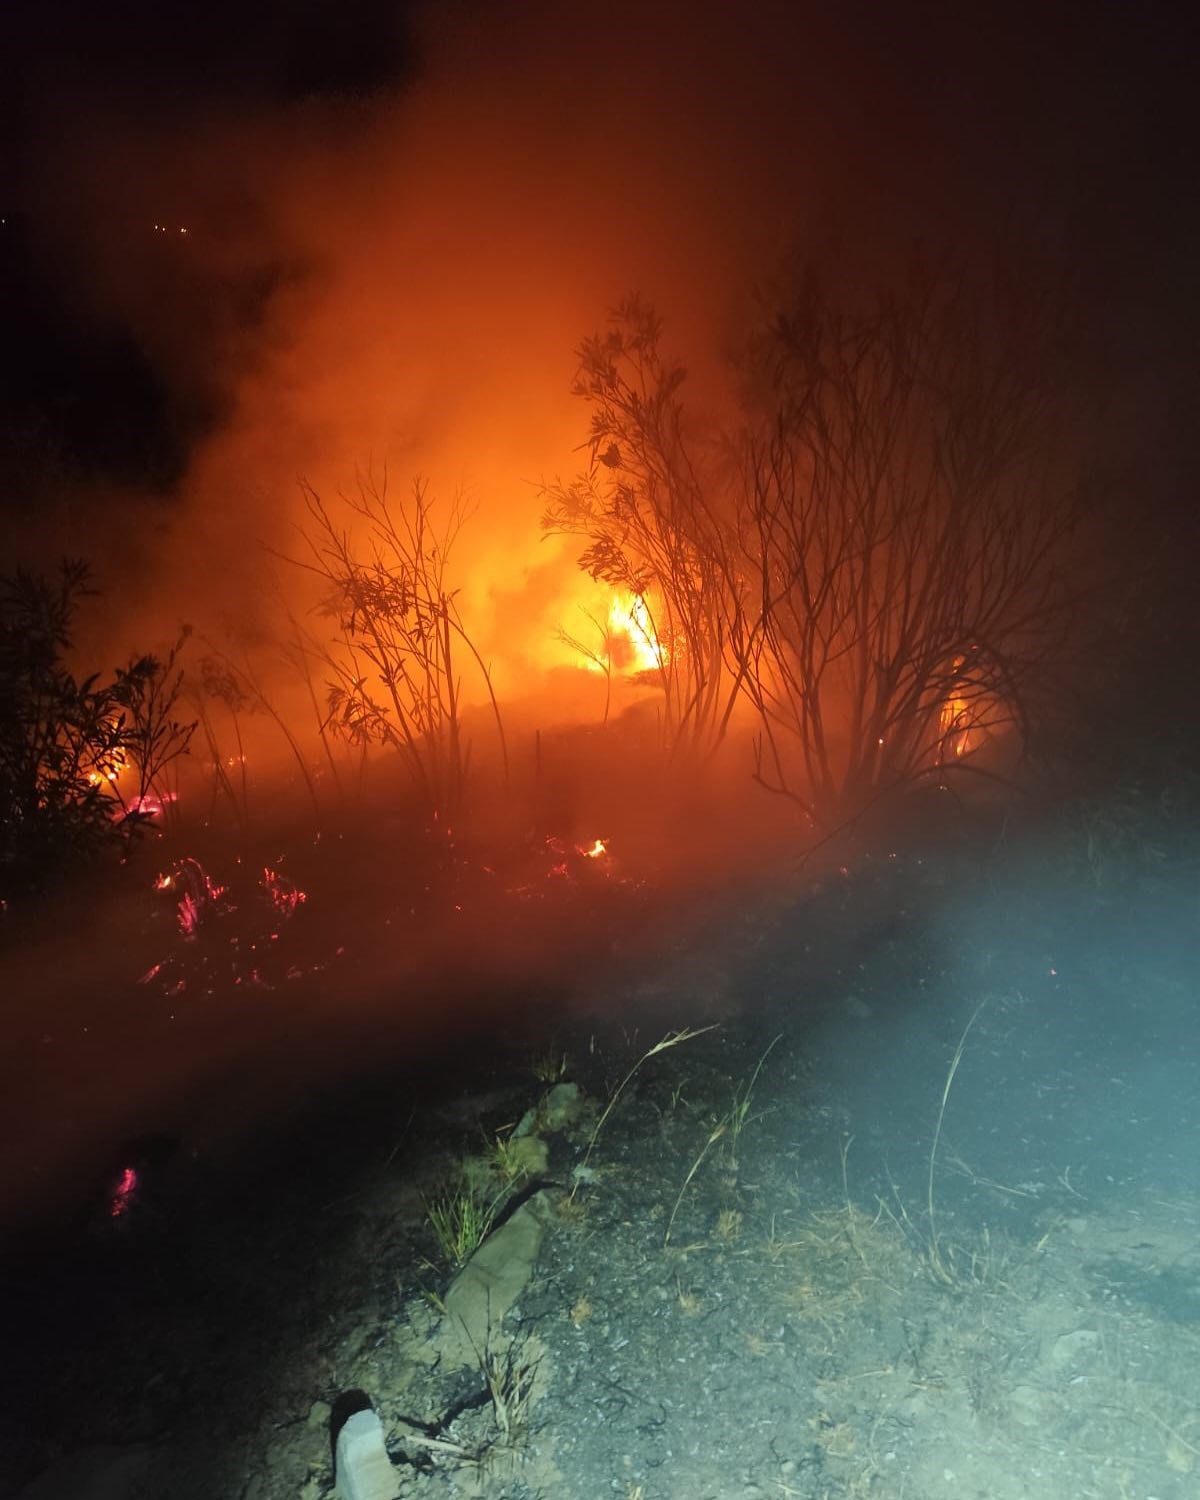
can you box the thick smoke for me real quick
[7,1,1185,693]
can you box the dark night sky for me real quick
[1,2,422,492]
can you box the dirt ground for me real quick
[3,835,1199,1500]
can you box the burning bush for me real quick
[543,298,739,761]
[0,560,195,898]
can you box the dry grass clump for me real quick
[424,1181,501,1268]
[393,1335,540,1470]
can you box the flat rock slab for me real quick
[439,1189,555,1367]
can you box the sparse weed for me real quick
[664,1120,727,1248]
[570,1025,717,1201]
[424,1182,501,1267]
[675,1278,704,1315]
[485,1127,527,1185]
[715,1207,743,1243]
[724,1033,781,1168]
[393,1334,538,1468]
[417,1283,447,1315]
[483,1339,538,1446]
[531,1046,568,1083]
[662,1035,779,1247]
[556,1190,590,1225]
[926,1003,985,1286]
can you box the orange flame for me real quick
[605,591,663,675]
[939,656,972,757]
[87,745,127,787]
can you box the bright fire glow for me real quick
[546,581,667,682]
[941,698,970,756]
[579,838,607,858]
[87,746,127,787]
[939,657,972,757]
[605,592,664,675]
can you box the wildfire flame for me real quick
[87,744,127,787]
[604,591,664,675]
[939,655,972,757]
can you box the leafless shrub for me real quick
[556,605,616,725]
[194,655,253,833]
[192,642,323,824]
[292,473,507,820]
[731,270,1078,826]
[552,271,1079,830]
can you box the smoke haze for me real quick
[3,2,1193,691]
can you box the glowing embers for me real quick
[108,1165,139,1220]
[165,857,231,941]
[138,855,330,997]
[262,865,307,920]
[507,833,624,900]
[549,834,613,878]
